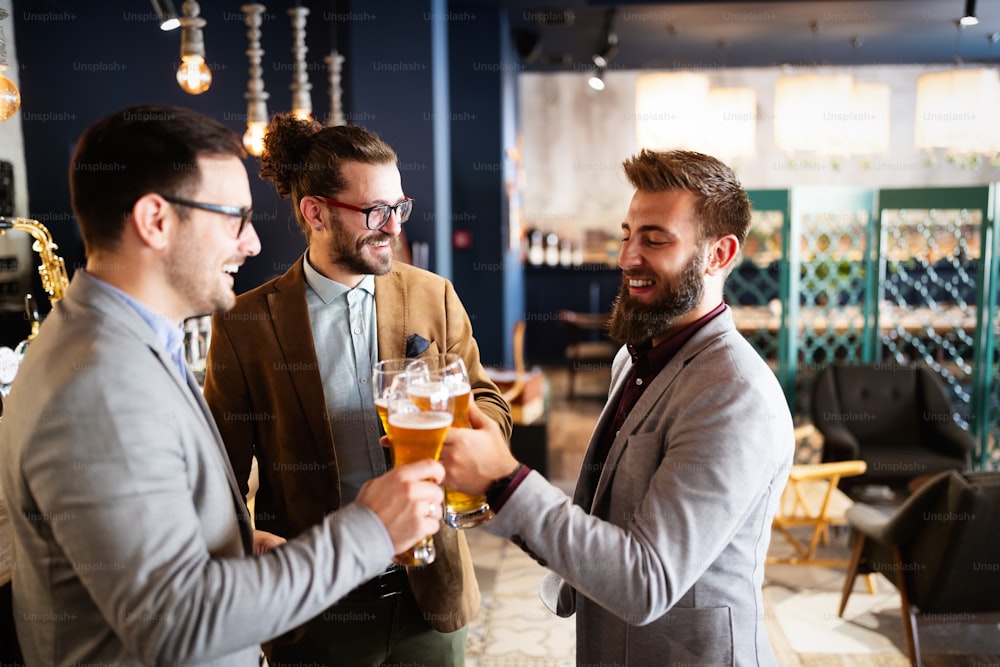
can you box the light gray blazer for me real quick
[0,273,394,666]
[488,307,794,666]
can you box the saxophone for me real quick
[0,217,70,395]
[0,216,69,309]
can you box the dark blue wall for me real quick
[10,1,524,363]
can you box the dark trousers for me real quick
[267,583,466,667]
[1,581,25,666]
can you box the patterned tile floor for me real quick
[465,529,575,667]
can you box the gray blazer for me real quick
[0,273,395,666]
[488,307,794,666]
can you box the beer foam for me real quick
[448,381,471,396]
[408,382,449,398]
[388,411,453,429]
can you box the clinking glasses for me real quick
[311,195,413,231]
[160,195,253,238]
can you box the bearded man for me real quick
[440,149,795,666]
[202,113,510,666]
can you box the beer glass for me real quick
[385,367,452,566]
[420,353,494,529]
[373,358,419,433]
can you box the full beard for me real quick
[608,251,705,346]
[326,228,399,277]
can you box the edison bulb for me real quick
[176,55,212,95]
[243,121,267,156]
[0,74,21,121]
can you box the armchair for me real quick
[839,470,1000,666]
[810,363,973,493]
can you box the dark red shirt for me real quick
[494,302,727,513]
[591,302,728,478]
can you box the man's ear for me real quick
[130,193,173,251]
[707,234,740,275]
[299,196,326,232]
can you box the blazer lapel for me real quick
[587,314,730,512]
[573,363,630,510]
[267,261,335,458]
[374,267,409,361]
[186,368,255,552]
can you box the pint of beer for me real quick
[386,410,452,466]
[415,355,495,529]
[384,372,452,567]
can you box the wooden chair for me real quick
[501,320,527,405]
[768,459,870,568]
[558,310,618,399]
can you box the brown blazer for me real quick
[203,257,511,632]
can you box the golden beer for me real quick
[386,410,452,465]
[451,389,471,428]
[386,409,451,567]
[375,398,389,433]
[437,387,489,515]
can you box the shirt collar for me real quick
[302,254,375,304]
[79,269,185,359]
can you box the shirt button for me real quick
[636,377,643,385]
[353,327,362,334]
[360,377,368,384]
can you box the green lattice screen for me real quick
[878,185,996,471]
[878,208,979,431]
[796,210,872,367]
[727,208,784,363]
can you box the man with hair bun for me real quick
[203,112,510,665]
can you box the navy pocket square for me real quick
[405,334,431,358]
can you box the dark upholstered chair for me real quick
[810,363,973,492]
[839,470,1000,666]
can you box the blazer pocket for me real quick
[410,340,441,359]
[607,432,664,522]
[629,606,733,665]
[620,431,663,482]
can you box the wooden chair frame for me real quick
[768,459,869,568]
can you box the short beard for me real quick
[327,231,399,277]
[608,250,705,346]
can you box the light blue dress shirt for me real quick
[302,256,385,504]
[80,271,187,379]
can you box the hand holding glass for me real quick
[384,368,452,566]
[420,353,494,529]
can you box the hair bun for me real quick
[259,112,322,198]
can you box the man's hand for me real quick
[440,401,520,495]
[252,529,287,555]
[355,460,446,554]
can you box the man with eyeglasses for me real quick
[202,113,511,666]
[0,104,450,666]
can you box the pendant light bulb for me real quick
[0,13,19,120]
[0,70,19,121]
[176,0,211,95]
[176,55,211,95]
[242,120,267,157]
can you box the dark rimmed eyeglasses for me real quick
[311,195,413,231]
[160,194,253,238]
